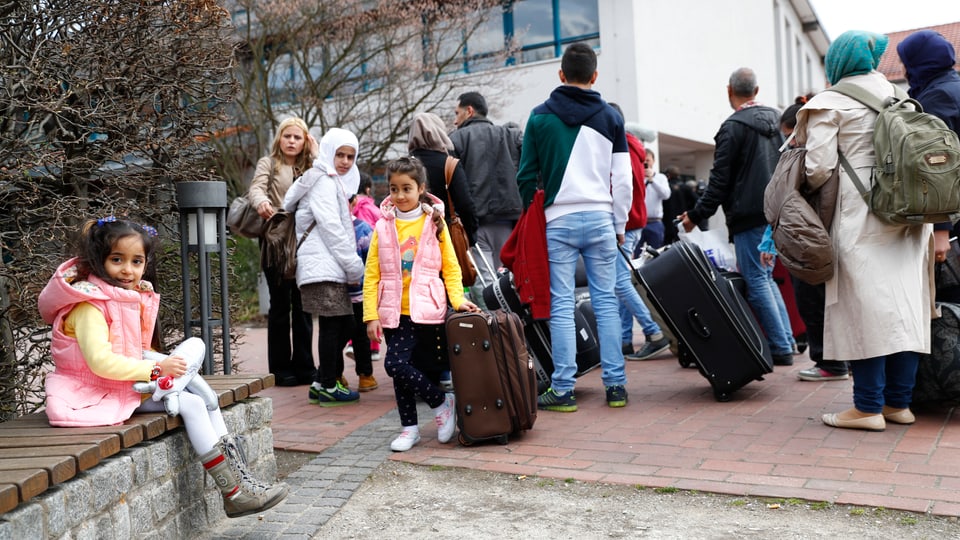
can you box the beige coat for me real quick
[247,156,296,209]
[795,71,933,361]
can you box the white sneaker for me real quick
[434,393,456,444]
[344,344,355,359]
[390,428,420,452]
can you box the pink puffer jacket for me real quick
[374,194,448,328]
[38,258,159,426]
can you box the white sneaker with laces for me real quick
[390,427,421,452]
[434,393,456,443]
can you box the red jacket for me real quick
[625,133,647,231]
[499,190,550,320]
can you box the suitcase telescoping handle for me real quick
[469,245,498,289]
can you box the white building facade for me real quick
[456,0,830,182]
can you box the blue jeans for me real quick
[546,211,626,392]
[849,352,919,413]
[732,226,793,356]
[619,228,660,344]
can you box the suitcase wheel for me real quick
[452,344,461,355]
[496,435,509,445]
[714,389,731,402]
[677,343,695,369]
[458,432,475,446]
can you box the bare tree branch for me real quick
[0,0,238,418]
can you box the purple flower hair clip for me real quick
[95,215,158,237]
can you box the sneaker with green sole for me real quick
[605,384,628,407]
[308,381,360,406]
[537,387,577,412]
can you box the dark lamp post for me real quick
[176,181,231,375]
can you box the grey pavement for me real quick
[200,406,412,539]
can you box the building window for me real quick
[459,0,600,73]
[261,0,601,94]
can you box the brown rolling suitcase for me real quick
[445,309,537,445]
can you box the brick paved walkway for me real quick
[217,325,960,537]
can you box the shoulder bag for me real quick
[444,156,478,287]
[262,211,315,283]
[227,161,274,238]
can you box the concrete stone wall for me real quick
[0,397,278,540]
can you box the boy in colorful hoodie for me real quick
[516,43,633,411]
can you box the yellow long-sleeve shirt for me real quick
[65,302,154,382]
[362,213,465,323]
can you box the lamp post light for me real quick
[175,181,231,375]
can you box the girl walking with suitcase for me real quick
[363,156,479,451]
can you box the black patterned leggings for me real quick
[383,316,447,427]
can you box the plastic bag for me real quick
[678,226,737,272]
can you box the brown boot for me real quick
[358,374,379,392]
[201,439,288,518]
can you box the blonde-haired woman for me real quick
[248,117,318,387]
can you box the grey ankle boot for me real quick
[200,439,288,518]
[220,434,284,492]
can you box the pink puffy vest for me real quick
[38,259,160,427]
[375,196,448,328]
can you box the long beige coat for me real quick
[795,71,933,361]
[247,156,296,209]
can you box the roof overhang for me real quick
[790,0,831,58]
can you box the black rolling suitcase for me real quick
[634,240,773,401]
[445,310,537,445]
[483,273,601,394]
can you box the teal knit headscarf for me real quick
[825,30,888,85]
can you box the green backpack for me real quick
[827,82,960,225]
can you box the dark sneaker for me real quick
[626,337,670,361]
[772,353,794,366]
[797,367,849,381]
[308,381,360,406]
[622,342,635,356]
[537,388,577,412]
[606,385,628,408]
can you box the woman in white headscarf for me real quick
[283,128,365,406]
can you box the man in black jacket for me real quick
[679,67,795,366]
[450,92,524,288]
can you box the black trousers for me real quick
[315,313,354,388]
[350,301,373,377]
[792,277,848,374]
[264,264,315,382]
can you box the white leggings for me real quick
[135,391,228,455]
